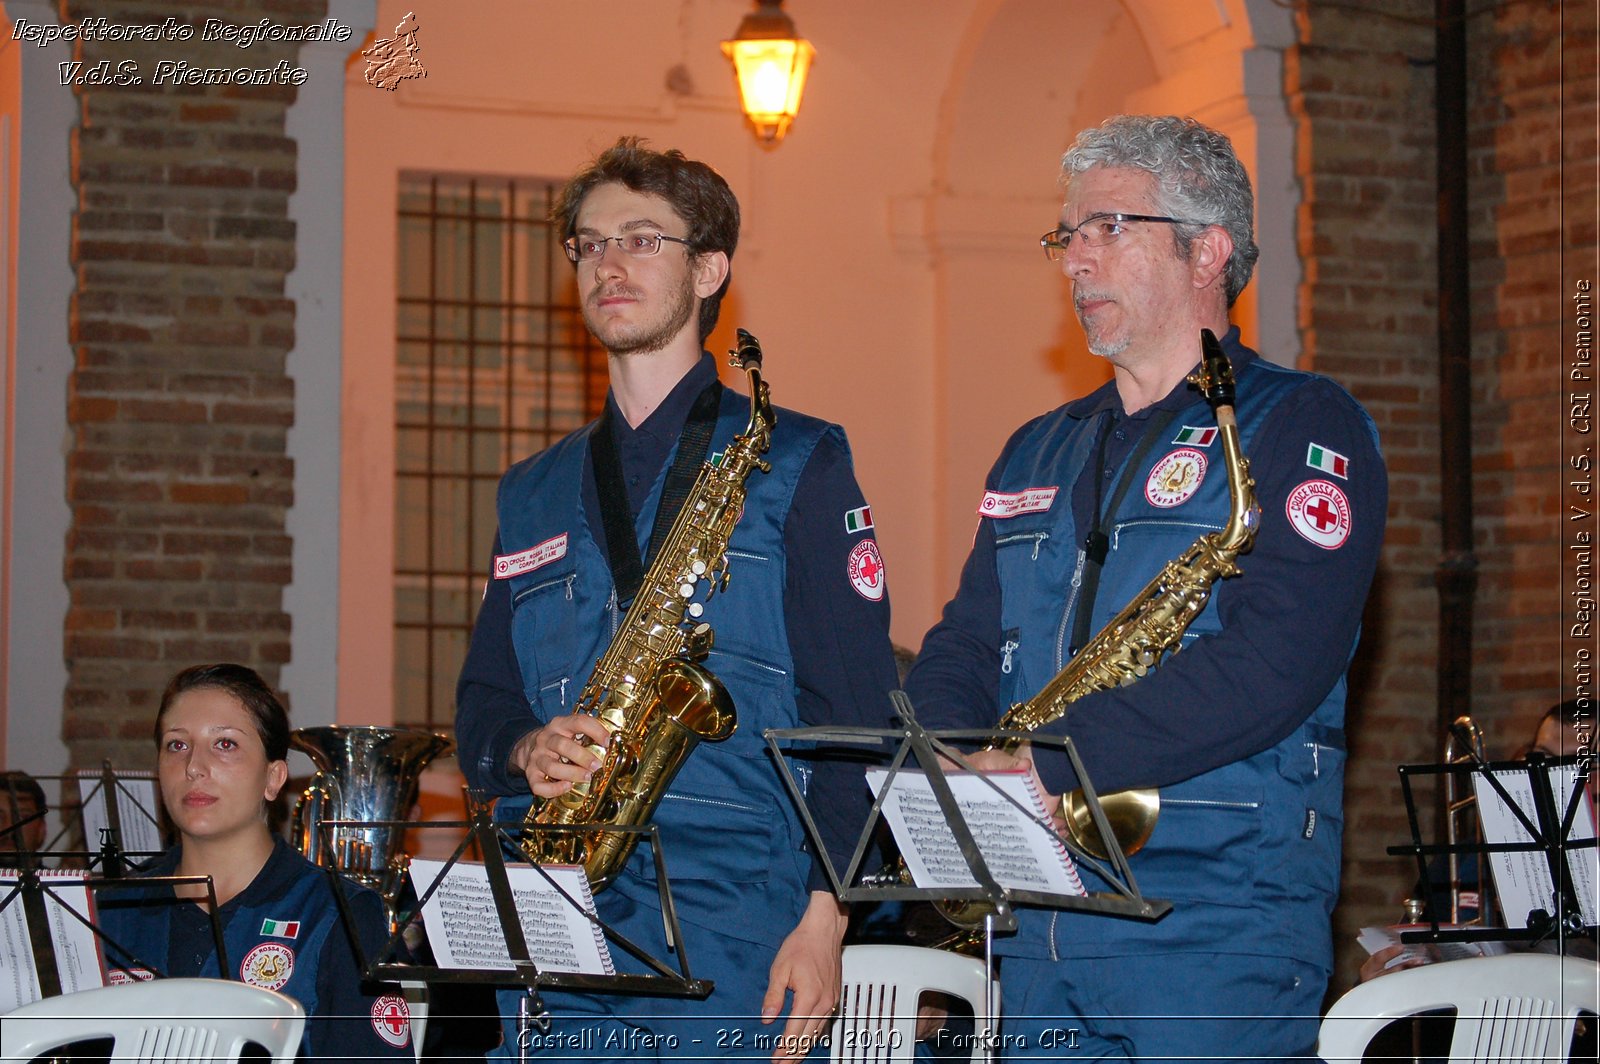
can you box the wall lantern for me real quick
[721,0,815,146]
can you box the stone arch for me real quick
[916,0,1298,585]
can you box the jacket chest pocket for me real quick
[509,568,579,716]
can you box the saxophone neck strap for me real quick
[591,380,724,607]
[1070,407,1180,656]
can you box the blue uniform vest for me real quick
[97,842,400,1058]
[989,356,1375,967]
[494,387,837,950]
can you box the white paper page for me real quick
[410,859,613,976]
[1472,762,1598,928]
[865,768,1085,897]
[76,771,163,855]
[0,870,105,1010]
[0,877,41,1012]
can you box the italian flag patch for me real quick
[260,918,300,939]
[1172,425,1218,447]
[844,505,874,534]
[1306,443,1349,479]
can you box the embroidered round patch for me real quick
[1144,448,1208,508]
[847,538,887,601]
[1286,479,1352,549]
[240,941,294,991]
[371,995,411,1048]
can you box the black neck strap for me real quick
[1069,407,1179,656]
[590,380,723,607]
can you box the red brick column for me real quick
[62,0,326,769]
[1286,0,1594,991]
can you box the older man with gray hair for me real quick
[904,115,1388,1061]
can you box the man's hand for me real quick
[960,742,1064,829]
[507,714,612,797]
[762,891,848,1064]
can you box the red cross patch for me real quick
[847,538,887,601]
[371,994,411,1048]
[1286,479,1352,549]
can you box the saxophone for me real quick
[519,329,774,890]
[935,328,1258,932]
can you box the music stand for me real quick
[320,797,713,1059]
[1388,754,1597,948]
[766,690,1172,1057]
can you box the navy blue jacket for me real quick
[456,354,898,946]
[96,838,413,1064]
[906,329,1386,966]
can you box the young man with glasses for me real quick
[904,115,1388,1061]
[456,138,898,1063]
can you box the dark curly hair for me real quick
[553,136,740,344]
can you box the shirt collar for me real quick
[604,352,720,448]
[1066,325,1258,421]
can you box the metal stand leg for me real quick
[983,913,996,1064]
[516,988,550,1064]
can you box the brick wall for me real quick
[62,0,324,770]
[1287,1,1594,991]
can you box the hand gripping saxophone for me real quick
[520,329,775,889]
[935,328,1260,934]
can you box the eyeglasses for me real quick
[562,232,693,263]
[1039,213,1201,261]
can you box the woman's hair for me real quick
[155,663,291,762]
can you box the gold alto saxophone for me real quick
[935,328,1259,933]
[520,329,775,889]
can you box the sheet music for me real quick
[866,768,1086,897]
[76,770,163,855]
[409,859,613,976]
[0,870,105,1011]
[1472,762,1598,928]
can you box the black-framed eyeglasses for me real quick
[562,232,693,263]
[1039,213,1201,261]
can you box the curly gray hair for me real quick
[1062,115,1259,307]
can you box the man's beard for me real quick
[584,273,698,357]
[1075,287,1129,358]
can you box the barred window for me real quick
[394,175,605,731]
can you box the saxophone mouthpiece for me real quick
[1195,328,1235,407]
[729,327,763,371]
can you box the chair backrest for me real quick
[830,944,997,1064]
[1318,952,1599,1063]
[0,977,306,1064]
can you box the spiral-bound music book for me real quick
[865,767,1087,897]
[408,859,614,976]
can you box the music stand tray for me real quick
[1388,754,1597,946]
[322,801,713,1007]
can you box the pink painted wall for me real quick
[338,0,1289,718]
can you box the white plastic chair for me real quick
[830,944,997,1063]
[1318,952,1599,1063]
[0,977,306,1064]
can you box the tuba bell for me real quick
[289,725,454,911]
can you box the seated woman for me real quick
[97,663,413,1063]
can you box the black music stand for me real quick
[1388,753,1597,948]
[0,856,230,1001]
[322,797,713,1060]
[766,690,1172,1042]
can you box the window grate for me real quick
[393,175,604,731]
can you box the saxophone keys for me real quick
[678,581,696,598]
